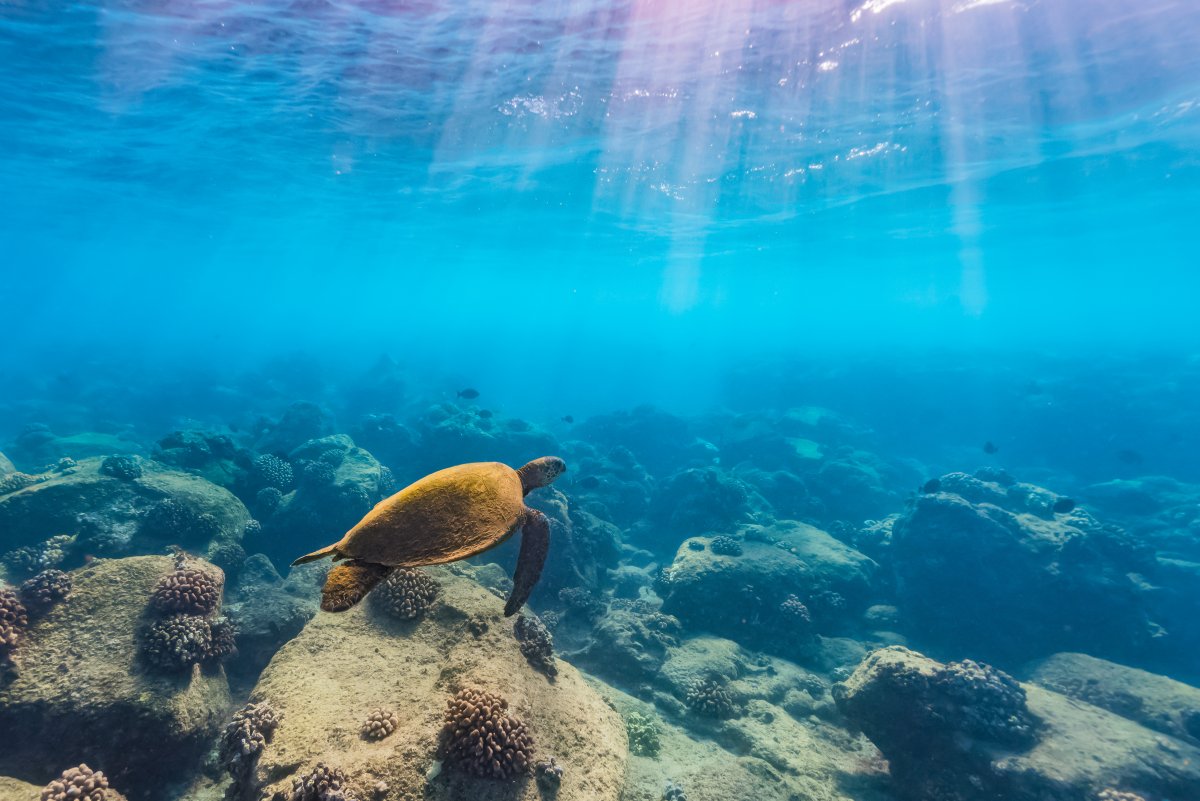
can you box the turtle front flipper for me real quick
[504,509,551,616]
[321,560,394,612]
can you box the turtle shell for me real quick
[334,462,526,566]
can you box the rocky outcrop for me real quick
[1025,652,1200,747]
[241,570,626,801]
[835,646,1200,801]
[887,472,1160,665]
[660,521,876,658]
[0,556,231,799]
[0,457,250,559]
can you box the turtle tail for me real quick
[291,543,341,567]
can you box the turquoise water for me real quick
[3,2,1200,800]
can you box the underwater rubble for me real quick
[0,392,1196,801]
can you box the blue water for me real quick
[3,1,1200,799]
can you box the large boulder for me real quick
[887,471,1159,665]
[1025,652,1200,747]
[834,646,1200,801]
[0,556,232,799]
[660,521,876,658]
[242,570,627,801]
[0,458,251,563]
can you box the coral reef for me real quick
[100,455,142,481]
[151,564,223,615]
[0,586,29,658]
[624,710,661,757]
[708,535,743,556]
[141,498,221,544]
[0,471,41,495]
[662,780,687,801]
[441,687,535,779]
[19,569,72,611]
[534,756,564,790]
[359,708,397,741]
[371,567,440,621]
[140,613,216,670]
[514,613,557,677]
[283,763,358,801]
[684,677,737,719]
[252,454,295,491]
[220,701,282,781]
[40,764,111,801]
[2,534,74,578]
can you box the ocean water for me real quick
[2,1,1200,800]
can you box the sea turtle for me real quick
[291,456,566,616]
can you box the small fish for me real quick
[477,409,493,419]
[982,441,999,455]
[457,388,480,399]
[1052,497,1076,514]
[1115,449,1143,465]
[921,478,941,494]
[576,475,601,489]
[561,415,574,424]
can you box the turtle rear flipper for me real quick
[504,509,551,616]
[321,560,394,612]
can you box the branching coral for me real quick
[140,614,213,670]
[19,569,72,611]
[624,711,662,757]
[152,565,223,615]
[709,536,744,556]
[684,677,738,719]
[372,568,440,620]
[441,687,535,779]
[662,780,687,801]
[256,486,284,516]
[100,455,143,481]
[360,708,398,741]
[534,756,564,790]
[220,701,281,780]
[141,499,220,542]
[514,614,557,677]
[252,454,294,491]
[0,586,30,658]
[2,534,74,578]
[284,763,358,801]
[0,471,40,495]
[778,594,812,624]
[40,764,112,801]
[932,658,1038,746]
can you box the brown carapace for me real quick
[292,457,566,616]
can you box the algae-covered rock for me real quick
[0,457,250,557]
[244,570,626,801]
[1025,652,1200,747]
[835,645,1200,801]
[0,556,232,799]
[0,776,41,801]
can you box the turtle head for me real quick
[518,456,567,494]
